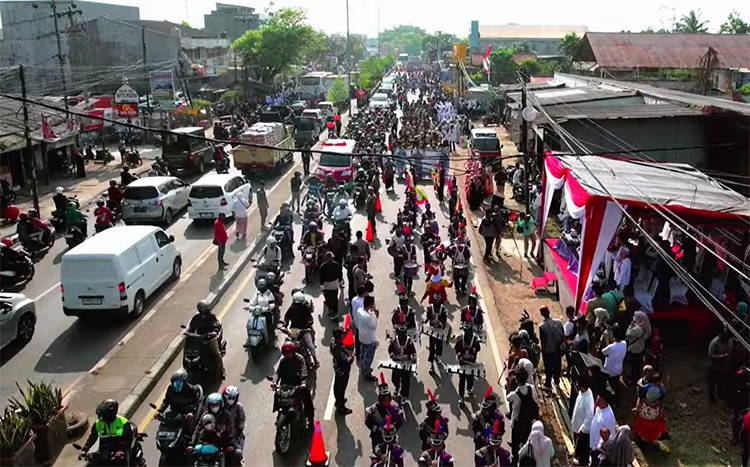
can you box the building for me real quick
[469,22,588,56]
[203,3,259,42]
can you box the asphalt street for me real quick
[131,177,508,466]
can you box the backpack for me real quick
[517,387,539,422]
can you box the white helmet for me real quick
[266,237,276,247]
[55,187,64,195]
[292,291,306,303]
[338,198,347,207]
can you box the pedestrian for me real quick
[74,148,86,178]
[589,393,616,463]
[350,285,367,362]
[214,213,228,269]
[233,192,249,238]
[708,326,734,403]
[345,245,361,301]
[256,181,269,229]
[606,425,635,467]
[365,187,377,235]
[572,378,595,466]
[437,162,446,203]
[507,367,539,464]
[517,212,537,258]
[519,421,554,467]
[354,295,379,382]
[625,311,651,384]
[602,325,627,405]
[539,306,565,389]
[479,209,498,262]
[319,251,342,318]
[330,327,353,415]
[334,111,342,137]
[290,171,302,212]
[353,230,371,262]
[302,145,312,176]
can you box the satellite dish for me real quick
[521,106,539,122]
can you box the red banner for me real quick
[81,110,104,132]
[115,103,138,119]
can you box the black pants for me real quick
[627,350,644,384]
[437,182,445,203]
[333,368,350,407]
[458,374,474,397]
[217,242,226,266]
[302,158,310,175]
[428,337,443,363]
[708,366,728,402]
[543,351,562,387]
[483,236,495,259]
[323,289,339,316]
[742,431,749,467]
[353,327,361,360]
[392,368,411,398]
[259,205,268,227]
[511,419,533,463]
[393,258,403,278]
[368,215,376,232]
[454,268,468,292]
[574,432,591,466]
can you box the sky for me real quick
[6,0,745,36]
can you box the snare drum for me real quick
[403,261,418,278]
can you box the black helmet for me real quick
[95,399,118,423]
[197,300,211,314]
[170,368,188,391]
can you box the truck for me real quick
[232,122,295,177]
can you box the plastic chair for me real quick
[543,271,559,299]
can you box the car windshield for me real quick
[473,137,500,151]
[297,119,315,131]
[123,186,159,200]
[319,153,351,168]
[372,94,387,102]
[189,186,223,199]
[300,77,320,86]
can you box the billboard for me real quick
[114,103,138,119]
[150,71,176,107]
[80,110,104,132]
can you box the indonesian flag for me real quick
[41,116,58,140]
[485,44,492,58]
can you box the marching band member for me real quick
[460,287,484,328]
[391,285,417,331]
[426,300,448,374]
[421,271,452,306]
[472,387,505,450]
[474,420,513,466]
[454,319,482,402]
[370,415,405,467]
[449,232,471,294]
[365,373,405,452]
[418,389,449,451]
[388,312,417,405]
[418,421,455,467]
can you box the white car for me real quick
[0,293,36,350]
[121,176,190,226]
[187,173,252,221]
[370,93,391,109]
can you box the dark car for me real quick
[291,101,307,116]
[267,105,294,124]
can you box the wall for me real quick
[203,6,259,42]
[479,38,562,56]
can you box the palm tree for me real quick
[674,10,709,33]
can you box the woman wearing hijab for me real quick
[232,192,249,238]
[518,420,554,467]
[593,308,614,357]
[634,373,668,448]
[626,311,652,384]
[606,425,635,466]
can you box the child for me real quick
[594,426,613,466]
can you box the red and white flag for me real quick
[41,115,58,139]
[485,44,492,58]
[483,44,492,72]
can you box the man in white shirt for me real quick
[613,246,632,292]
[350,285,368,362]
[572,378,595,465]
[602,327,627,404]
[589,393,616,456]
[354,295,379,382]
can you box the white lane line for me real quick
[473,276,509,407]
[34,282,61,302]
[323,378,337,421]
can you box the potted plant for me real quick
[9,381,66,465]
[0,408,36,467]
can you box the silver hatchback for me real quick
[122,177,190,226]
[0,293,36,351]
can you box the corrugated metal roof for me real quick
[535,102,702,124]
[0,97,70,153]
[478,24,588,40]
[580,32,750,70]
[507,86,637,106]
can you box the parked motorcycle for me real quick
[96,148,115,164]
[180,325,227,385]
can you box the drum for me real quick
[404,261,418,278]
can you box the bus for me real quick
[316,139,356,183]
[299,72,350,100]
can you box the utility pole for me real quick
[345,0,350,70]
[36,0,82,110]
[141,26,152,111]
[520,86,530,214]
[19,65,40,213]
[377,0,381,57]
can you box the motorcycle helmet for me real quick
[196,299,211,314]
[306,200,315,209]
[96,198,105,207]
[222,385,239,406]
[292,291,305,304]
[256,279,268,292]
[28,209,39,219]
[281,202,290,210]
[200,413,216,430]
[18,213,29,221]
[1,239,12,248]
[95,399,118,423]
[308,221,318,232]
[281,341,297,356]
[265,272,276,284]
[338,198,347,208]
[266,237,277,247]
[170,368,188,392]
[206,392,223,414]
[55,186,64,195]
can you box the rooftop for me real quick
[124,20,214,39]
[478,24,588,40]
[534,102,702,125]
[0,96,71,153]
[577,32,750,70]
[507,86,637,106]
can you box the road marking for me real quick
[34,282,61,302]
[136,268,256,433]
[323,375,337,421]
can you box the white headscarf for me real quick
[527,420,553,459]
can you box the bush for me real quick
[9,381,63,426]
[739,84,750,96]
[0,408,33,457]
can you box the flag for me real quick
[415,186,428,205]
[485,44,492,58]
[405,168,415,192]
[41,116,58,140]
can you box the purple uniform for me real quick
[371,443,405,467]
[365,403,405,447]
[474,446,513,466]
[418,449,455,467]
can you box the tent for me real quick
[539,154,750,310]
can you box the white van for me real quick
[187,173,252,221]
[61,226,181,319]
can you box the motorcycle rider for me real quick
[384,159,395,191]
[272,202,295,246]
[213,145,229,171]
[187,300,225,380]
[120,166,138,186]
[258,237,282,273]
[79,399,136,461]
[191,393,234,451]
[249,278,277,332]
[274,341,315,429]
[0,240,29,287]
[155,368,202,427]
[93,198,114,232]
[65,202,88,236]
[354,167,368,187]
[107,180,124,214]
[302,221,324,251]
[265,271,284,308]
[332,198,352,239]
[303,199,322,226]
[283,291,319,368]
[151,156,168,175]
[52,186,70,214]
[322,174,337,214]
[222,386,246,463]
[15,213,33,250]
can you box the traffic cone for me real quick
[366,220,374,242]
[306,421,330,466]
[342,315,355,348]
[375,195,382,212]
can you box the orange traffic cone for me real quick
[342,315,355,348]
[375,195,382,212]
[306,421,330,466]
[365,220,374,242]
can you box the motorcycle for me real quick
[214,157,230,174]
[95,222,114,234]
[267,378,308,455]
[51,196,81,230]
[72,431,147,467]
[353,183,367,209]
[243,296,276,361]
[272,226,293,261]
[280,326,316,375]
[21,224,55,254]
[148,390,203,467]
[180,325,227,385]
[324,190,336,218]
[482,113,499,127]
[302,246,318,283]
[332,218,351,241]
[125,150,143,168]
[512,182,526,202]
[0,194,20,223]
[64,221,87,249]
[96,148,115,164]
[0,251,35,292]
[190,444,224,467]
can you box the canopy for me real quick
[539,155,750,310]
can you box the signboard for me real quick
[150,71,176,105]
[114,83,139,104]
[80,110,104,132]
[471,53,485,66]
[452,44,467,62]
[114,103,138,119]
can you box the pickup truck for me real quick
[233,123,295,177]
[294,117,320,148]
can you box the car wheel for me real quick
[197,158,205,173]
[163,208,173,226]
[130,291,145,319]
[171,258,182,281]
[15,314,36,344]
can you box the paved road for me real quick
[131,178,509,466]
[0,149,287,407]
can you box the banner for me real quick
[114,103,138,119]
[150,71,176,106]
[80,110,104,132]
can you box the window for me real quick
[301,77,321,86]
[472,137,500,151]
[189,186,223,199]
[158,183,171,195]
[154,231,171,248]
[123,186,159,200]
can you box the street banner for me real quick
[150,71,176,106]
[80,110,104,132]
[114,103,138,119]
[114,83,139,104]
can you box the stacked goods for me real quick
[242,122,286,145]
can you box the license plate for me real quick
[157,431,177,440]
[133,207,147,212]
[200,212,214,218]
[81,297,103,305]
[64,234,74,239]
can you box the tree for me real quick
[510,42,532,54]
[488,48,518,85]
[719,11,750,34]
[640,27,672,33]
[327,77,349,106]
[558,32,581,72]
[674,10,708,33]
[358,55,395,89]
[379,25,427,55]
[232,7,324,83]
[179,21,191,28]
[519,59,558,79]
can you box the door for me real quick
[0,303,15,347]
[172,179,190,209]
[135,239,160,296]
[153,230,174,285]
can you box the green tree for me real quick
[358,55,394,89]
[488,48,518,85]
[179,21,191,28]
[719,11,750,34]
[232,7,324,83]
[327,77,349,106]
[674,10,709,33]
[558,32,581,71]
[518,59,558,78]
[640,27,672,33]
[379,25,427,55]
[190,98,212,109]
